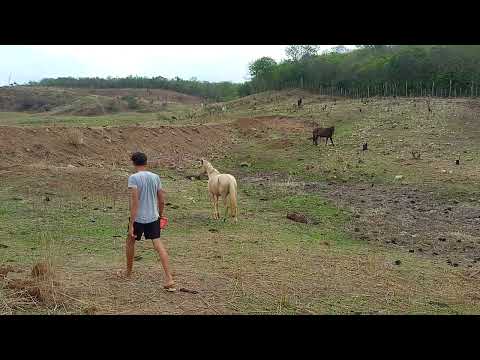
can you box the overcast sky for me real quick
[0,45,354,86]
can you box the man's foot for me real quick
[164,280,176,292]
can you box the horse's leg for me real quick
[210,192,217,219]
[214,195,220,220]
[325,137,328,145]
[223,195,229,220]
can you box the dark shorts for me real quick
[128,218,160,240]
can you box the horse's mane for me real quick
[203,160,220,174]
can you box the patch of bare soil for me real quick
[324,184,480,268]
[0,123,234,168]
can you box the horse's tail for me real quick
[229,178,238,221]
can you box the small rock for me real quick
[67,164,75,168]
[287,212,309,224]
[394,175,404,181]
[394,260,401,265]
[90,219,96,223]
[208,228,219,233]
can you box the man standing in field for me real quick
[121,152,175,291]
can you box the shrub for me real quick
[121,95,139,110]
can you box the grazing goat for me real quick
[312,126,335,146]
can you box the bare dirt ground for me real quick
[325,184,480,267]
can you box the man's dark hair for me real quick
[131,152,147,166]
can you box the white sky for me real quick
[0,45,354,85]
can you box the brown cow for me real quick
[312,126,335,146]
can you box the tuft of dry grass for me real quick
[65,128,84,146]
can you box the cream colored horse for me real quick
[200,159,238,222]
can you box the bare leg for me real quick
[125,235,135,277]
[152,238,174,287]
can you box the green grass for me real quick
[2,90,480,314]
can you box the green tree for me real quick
[285,45,320,61]
[248,57,277,77]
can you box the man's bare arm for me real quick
[129,188,139,228]
[157,189,165,218]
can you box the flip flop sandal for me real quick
[164,283,177,292]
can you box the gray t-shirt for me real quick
[127,171,162,224]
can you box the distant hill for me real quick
[0,86,202,115]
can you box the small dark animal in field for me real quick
[456,159,460,165]
[362,143,368,151]
[411,151,421,160]
[171,116,177,120]
[359,108,362,112]
[297,98,302,108]
[312,126,335,146]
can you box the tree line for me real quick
[26,45,480,101]
[243,45,480,98]
[27,76,241,102]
